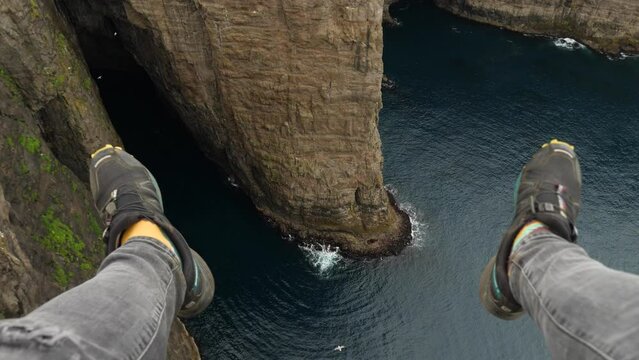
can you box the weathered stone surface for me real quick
[0,1,199,358]
[0,0,120,181]
[434,0,639,55]
[64,0,411,256]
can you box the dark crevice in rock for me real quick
[37,96,88,182]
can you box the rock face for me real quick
[0,1,198,358]
[62,0,411,256]
[0,1,120,181]
[434,0,639,54]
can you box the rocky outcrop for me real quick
[62,0,411,257]
[434,0,639,54]
[384,0,402,26]
[0,1,199,358]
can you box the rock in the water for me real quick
[384,0,402,27]
[382,75,398,90]
[433,0,639,55]
[62,0,411,257]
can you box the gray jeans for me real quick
[510,231,639,360]
[2,233,639,359]
[0,237,185,360]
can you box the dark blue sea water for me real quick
[99,2,639,359]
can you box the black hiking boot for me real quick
[89,144,214,318]
[479,139,581,319]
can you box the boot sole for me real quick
[178,250,215,319]
[479,256,523,320]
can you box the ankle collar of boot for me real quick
[103,211,196,301]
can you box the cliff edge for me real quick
[434,0,639,55]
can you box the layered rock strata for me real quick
[0,1,198,358]
[63,0,411,256]
[434,0,639,54]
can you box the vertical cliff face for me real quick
[63,0,411,256]
[434,0,639,54]
[0,1,120,181]
[0,1,198,358]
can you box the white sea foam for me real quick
[553,37,585,50]
[385,185,427,248]
[608,52,639,61]
[299,243,343,276]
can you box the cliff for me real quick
[434,0,639,55]
[0,0,199,358]
[61,0,411,257]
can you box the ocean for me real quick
[98,2,639,359]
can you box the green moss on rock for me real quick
[23,187,39,203]
[18,162,30,175]
[39,206,97,288]
[18,134,41,154]
[55,33,69,54]
[40,206,85,263]
[0,68,22,101]
[82,77,92,90]
[88,213,103,239]
[39,206,84,263]
[5,136,15,149]
[52,74,66,89]
[30,0,40,19]
[53,265,70,288]
[41,154,55,174]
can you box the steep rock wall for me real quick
[434,0,639,54]
[0,1,120,181]
[63,0,411,256]
[0,1,198,358]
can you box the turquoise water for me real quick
[99,2,639,359]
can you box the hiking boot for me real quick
[89,144,214,318]
[479,139,581,319]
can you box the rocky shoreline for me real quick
[433,0,639,56]
[265,189,412,258]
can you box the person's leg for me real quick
[510,228,639,360]
[0,145,214,359]
[0,225,185,360]
[480,140,639,359]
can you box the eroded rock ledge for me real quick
[434,0,639,55]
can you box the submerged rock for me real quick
[433,0,639,55]
[62,0,412,257]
